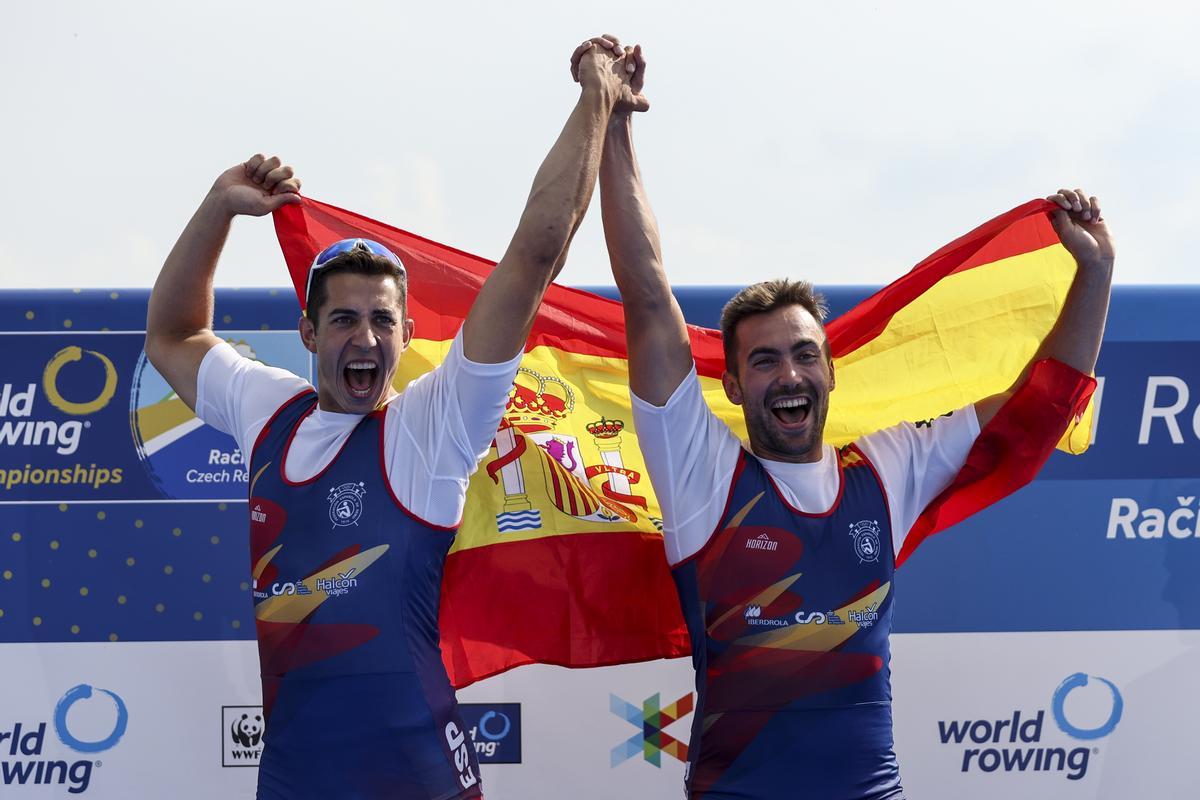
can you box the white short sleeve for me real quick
[384,329,523,527]
[630,365,742,566]
[857,406,981,557]
[195,342,313,457]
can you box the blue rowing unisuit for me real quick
[672,445,902,800]
[248,392,482,800]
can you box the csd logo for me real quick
[43,346,118,415]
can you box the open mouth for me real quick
[770,395,812,428]
[343,360,380,400]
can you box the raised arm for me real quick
[461,37,628,364]
[145,155,301,409]
[597,45,693,406]
[974,188,1114,426]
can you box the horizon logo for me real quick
[745,533,778,552]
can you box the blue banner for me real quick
[1,287,1197,650]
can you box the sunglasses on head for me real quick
[305,238,406,307]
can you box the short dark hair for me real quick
[719,279,829,371]
[306,248,408,325]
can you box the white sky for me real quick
[2,1,1197,290]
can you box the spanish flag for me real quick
[273,197,1095,688]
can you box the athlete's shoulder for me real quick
[837,443,869,469]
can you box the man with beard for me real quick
[595,38,1114,800]
[145,37,638,800]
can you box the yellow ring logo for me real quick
[42,346,118,416]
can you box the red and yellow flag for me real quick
[273,197,1094,688]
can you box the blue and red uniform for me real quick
[673,446,901,800]
[248,392,482,800]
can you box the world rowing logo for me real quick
[1052,673,1124,740]
[327,481,366,528]
[0,683,129,794]
[849,519,881,563]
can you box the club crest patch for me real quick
[849,519,881,564]
[328,481,366,528]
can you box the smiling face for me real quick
[299,272,413,414]
[722,304,835,463]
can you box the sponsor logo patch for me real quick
[458,703,522,764]
[222,706,264,767]
[610,692,693,768]
[744,604,790,627]
[327,482,366,528]
[745,533,779,552]
[849,519,881,563]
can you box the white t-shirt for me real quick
[630,365,981,565]
[195,330,522,528]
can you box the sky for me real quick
[2,1,1197,292]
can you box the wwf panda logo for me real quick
[231,713,264,748]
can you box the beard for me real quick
[743,389,829,462]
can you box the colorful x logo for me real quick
[610,692,694,767]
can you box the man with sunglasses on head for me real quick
[146,36,637,800]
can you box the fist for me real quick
[1047,188,1115,269]
[210,154,302,218]
[614,44,649,114]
